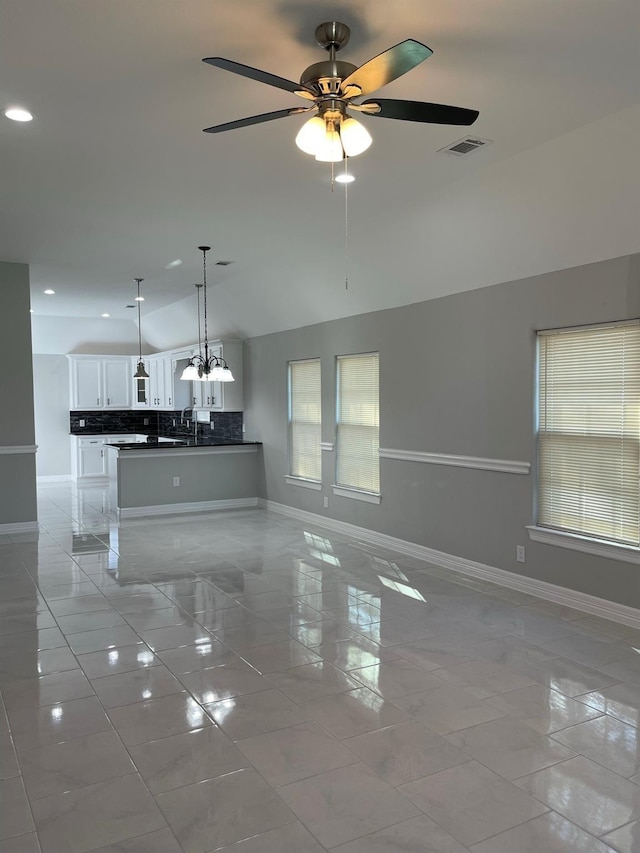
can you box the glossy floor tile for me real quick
[31,773,165,853]
[278,763,420,848]
[398,760,548,847]
[2,481,640,852]
[515,755,640,836]
[469,811,617,853]
[155,768,295,853]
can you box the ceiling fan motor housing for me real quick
[300,60,358,94]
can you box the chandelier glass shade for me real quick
[179,247,235,384]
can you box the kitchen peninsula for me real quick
[106,438,261,518]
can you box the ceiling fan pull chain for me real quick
[344,156,349,290]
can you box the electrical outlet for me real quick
[172,419,176,427]
[79,419,86,428]
[144,418,149,426]
[516,545,526,563]
[323,496,329,508]
[210,420,214,430]
[242,423,246,433]
[173,477,180,487]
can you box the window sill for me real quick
[284,476,322,491]
[331,485,381,505]
[527,525,640,565]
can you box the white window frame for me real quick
[531,318,640,564]
[287,358,322,488]
[333,352,380,504]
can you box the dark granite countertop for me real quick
[105,439,261,450]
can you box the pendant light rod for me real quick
[135,278,143,357]
[179,245,235,384]
[133,278,149,379]
[195,284,203,359]
[199,246,210,369]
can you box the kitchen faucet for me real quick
[181,408,198,439]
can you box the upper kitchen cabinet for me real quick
[190,340,244,412]
[69,356,131,410]
[103,360,131,408]
[132,354,186,409]
[69,341,243,412]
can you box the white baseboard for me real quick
[0,520,40,535]
[120,497,259,519]
[76,476,109,487]
[258,498,640,631]
[37,475,72,484]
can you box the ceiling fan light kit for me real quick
[202,21,479,163]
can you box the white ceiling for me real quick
[1,0,639,342]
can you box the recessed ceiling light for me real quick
[5,107,33,122]
[165,259,182,269]
[335,173,355,184]
[43,289,55,295]
[101,313,110,318]
[134,295,144,302]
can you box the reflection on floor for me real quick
[1,483,640,852]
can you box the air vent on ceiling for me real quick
[215,260,234,266]
[125,304,135,308]
[439,136,492,156]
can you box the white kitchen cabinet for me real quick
[71,436,107,481]
[80,441,106,477]
[103,360,131,408]
[192,378,220,409]
[133,356,176,409]
[72,359,103,409]
[162,356,177,409]
[70,356,131,410]
[149,357,163,408]
[131,356,151,408]
[71,434,148,481]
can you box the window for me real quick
[537,321,640,547]
[288,359,321,482]
[336,352,380,496]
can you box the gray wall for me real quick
[244,253,640,608]
[33,355,71,478]
[115,448,258,508]
[0,262,37,525]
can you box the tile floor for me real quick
[1,484,640,852]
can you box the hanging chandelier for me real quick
[180,246,234,383]
[133,278,149,379]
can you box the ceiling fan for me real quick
[202,21,479,162]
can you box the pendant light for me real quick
[133,278,149,379]
[180,247,235,383]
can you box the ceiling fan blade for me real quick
[340,40,433,97]
[203,107,309,134]
[203,57,315,97]
[361,98,479,125]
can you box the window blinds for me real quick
[289,359,322,481]
[537,321,640,546]
[336,353,380,494]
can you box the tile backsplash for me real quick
[70,410,243,441]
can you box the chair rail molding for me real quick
[379,447,530,475]
[0,445,38,455]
